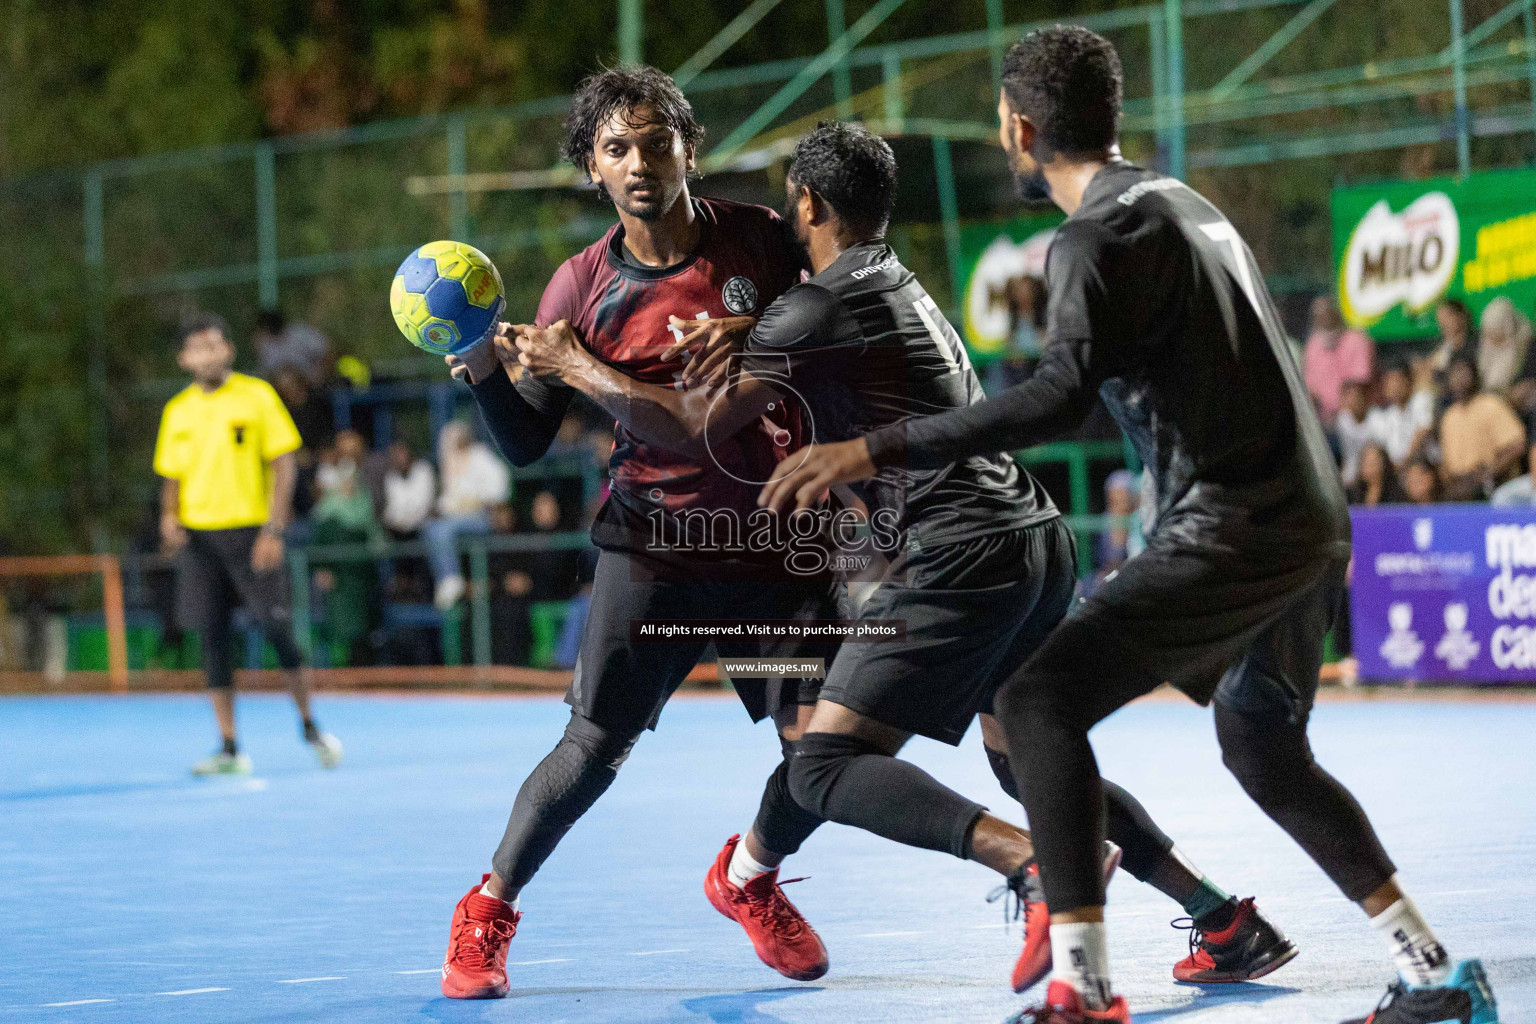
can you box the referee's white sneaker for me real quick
[310,732,343,769]
[191,751,253,776]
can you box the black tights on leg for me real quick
[1214,703,1395,902]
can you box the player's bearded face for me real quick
[783,180,813,263]
[998,94,1052,206]
[590,107,691,222]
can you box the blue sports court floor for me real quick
[2,692,1533,1023]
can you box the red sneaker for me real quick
[1010,844,1123,994]
[1008,980,1133,1023]
[441,874,521,999]
[1171,897,1297,983]
[704,834,828,981]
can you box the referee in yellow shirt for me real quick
[154,314,342,775]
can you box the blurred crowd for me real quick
[1305,294,1536,508]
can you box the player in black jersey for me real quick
[512,121,1292,998]
[760,31,1500,1024]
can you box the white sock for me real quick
[480,883,518,912]
[1049,921,1114,1011]
[1370,887,1450,986]
[727,840,776,889]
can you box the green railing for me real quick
[287,530,591,668]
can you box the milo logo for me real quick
[1339,192,1459,326]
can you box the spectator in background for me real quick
[1491,442,1536,505]
[255,309,332,387]
[380,440,435,540]
[310,429,383,664]
[1476,296,1535,395]
[1438,357,1526,500]
[425,420,510,609]
[1346,442,1407,506]
[271,366,332,522]
[1429,297,1476,374]
[1364,360,1435,467]
[524,491,581,601]
[1303,295,1375,420]
[1402,457,1441,505]
[1335,379,1373,485]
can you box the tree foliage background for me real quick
[1,0,1532,552]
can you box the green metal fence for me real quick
[5,0,1536,552]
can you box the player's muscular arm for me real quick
[513,319,779,460]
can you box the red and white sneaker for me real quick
[1171,897,1297,983]
[441,874,521,999]
[1009,844,1123,994]
[1007,979,1133,1023]
[704,834,829,981]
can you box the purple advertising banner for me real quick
[1350,504,1536,682]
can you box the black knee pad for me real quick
[787,731,884,818]
[562,711,638,770]
[985,745,1021,802]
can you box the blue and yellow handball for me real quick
[390,241,505,354]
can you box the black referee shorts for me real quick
[565,549,842,737]
[817,518,1078,745]
[178,527,303,686]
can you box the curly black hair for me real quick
[561,64,705,172]
[786,121,898,233]
[1001,26,1123,159]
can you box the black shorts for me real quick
[566,549,842,736]
[1039,542,1348,721]
[818,518,1078,745]
[177,527,293,635]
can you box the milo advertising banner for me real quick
[1332,167,1536,339]
[957,212,1064,364]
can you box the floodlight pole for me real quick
[1165,0,1187,181]
[1525,0,1536,161]
[83,170,110,545]
[255,141,278,309]
[619,0,644,65]
[1451,0,1472,175]
[986,0,1006,94]
[827,0,853,117]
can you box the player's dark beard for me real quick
[611,176,682,222]
[784,192,813,266]
[1004,135,1053,207]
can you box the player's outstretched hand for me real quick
[664,315,754,392]
[758,438,878,513]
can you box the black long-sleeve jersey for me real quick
[865,162,1349,560]
[739,240,1057,548]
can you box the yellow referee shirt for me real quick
[153,372,303,530]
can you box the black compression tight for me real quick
[993,654,1399,912]
[788,732,986,859]
[985,746,1175,882]
[493,712,823,890]
[752,734,827,857]
[1214,703,1395,902]
[492,711,638,890]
